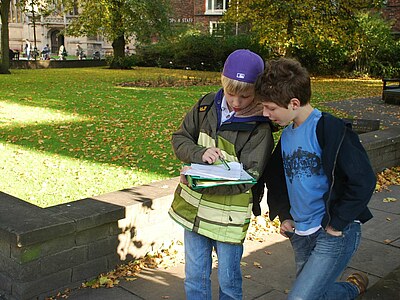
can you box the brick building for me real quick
[169,0,230,34]
[171,0,400,37]
[383,0,400,35]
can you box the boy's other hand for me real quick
[179,165,191,186]
[280,219,295,238]
[202,147,223,164]
[326,225,343,237]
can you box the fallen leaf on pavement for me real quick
[383,197,397,203]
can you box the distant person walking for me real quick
[58,45,67,60]
[41,44,50,60]
[76,44,86,60]
[24,40,31,60]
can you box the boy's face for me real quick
[225,90,255,112]
[261,101,295,126]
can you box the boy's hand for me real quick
[280,219,295,238]
[326,225,343,237]
[179,165,191,186]
[202,147,223,164]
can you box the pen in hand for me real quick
[219,157,231,171]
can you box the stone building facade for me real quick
[7,1,113,58]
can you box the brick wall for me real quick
[10,60,107,69]
[169,0,195,24]
[169,1,400,34]
[0,178,181,299]
[0,127,399,299]
[360,127,400,173]
[383,0,400,32]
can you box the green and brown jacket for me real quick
[168,89,274,244]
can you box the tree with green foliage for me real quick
[61,0,171,68]
[0,0,11,74]
[352,11,400,76]
[223,0,384,58]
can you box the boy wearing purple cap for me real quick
[169,49,274,299]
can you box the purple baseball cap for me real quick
[222,49,264,83]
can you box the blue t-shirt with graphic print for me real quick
[281,108,328,232]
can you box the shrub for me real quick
[106,55,137,69]
[350,12,399,77]
[136,33,269,72]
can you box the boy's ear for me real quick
[289,98,301,109]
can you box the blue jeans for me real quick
[288,222,362,300]
[184,229,243,300]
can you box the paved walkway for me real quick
[66,185,400,299]
[66,96,400,299]
[322,96,400,128]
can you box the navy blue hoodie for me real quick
[265,112,375,231]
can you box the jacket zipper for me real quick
[324,126,347,229]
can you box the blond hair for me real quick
[221,74,255,95]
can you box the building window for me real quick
[206,0,229,15]
[210,21,226,37]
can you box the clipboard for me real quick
[182,162,256,190]
[187,175,256,190]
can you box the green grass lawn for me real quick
[0,67,382,207]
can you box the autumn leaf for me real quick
[383,197,397,203]
[99,275,109,285]
[376,167,400,192]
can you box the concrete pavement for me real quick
[67,184,400,300]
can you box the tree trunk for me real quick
[110,35,126,69]
[0,0,11,74]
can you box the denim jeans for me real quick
[184,229,243,300]
[288,222,362,300]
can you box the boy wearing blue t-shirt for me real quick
[255,58,376,300]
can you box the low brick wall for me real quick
[10,60,107,69]
[0,178,181,299]
[360,126,400,173]
[0,127,399,299]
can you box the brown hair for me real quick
[255,58,311,108]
